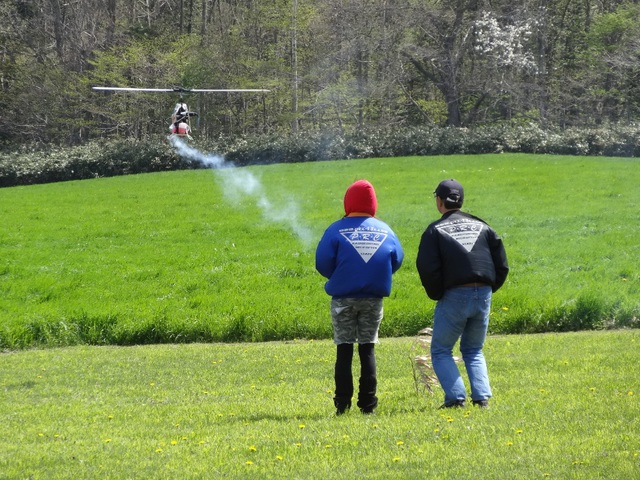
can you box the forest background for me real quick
[1,0,640,148]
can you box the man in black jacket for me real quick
[416,179,508,409]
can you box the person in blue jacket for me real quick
[316,179,404,415]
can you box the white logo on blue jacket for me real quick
[339,226,389,263]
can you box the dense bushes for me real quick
[218,124,640,166]
[2,123,640,187]
[0,139,202,187]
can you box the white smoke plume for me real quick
[169,136,314,247]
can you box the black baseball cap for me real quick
[434,179,464,205]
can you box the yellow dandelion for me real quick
[245,460,254,465]
[506,441,514,446]
[628,391,634,396]
[299,424,305,429]
[249,445,257,452]
[276,455,284,461]
[516,429,523,434]
[171,440,178,445]
[199,440,206,445]
[325,444,332,448]
[396,441,404,446]
[501,306,509,311]
[295,443,301,447]
[434,428,440,433]
[107,415,113,421]
[104,438,111,443]
[38,433,44,437]
[393,457,401,462]
[156,448,163,453]
[447,417,454,423]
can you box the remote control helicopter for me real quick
[92,86,270,140]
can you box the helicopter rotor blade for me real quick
[189,89,270,92]
[92,87,175,92]
[93,86,270,93]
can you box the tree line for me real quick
[1,0,639,146]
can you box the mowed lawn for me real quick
[1,331,639,479]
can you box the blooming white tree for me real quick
[473,11,538,72]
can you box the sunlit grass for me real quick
[1,330,638,478]
[0,153,639,348]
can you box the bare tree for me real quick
[401,0,485,127]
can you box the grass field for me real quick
[1,330,638,478]
[1,152,639,478]
[1,153,639,349]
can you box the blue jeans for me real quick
[431,286,492,404]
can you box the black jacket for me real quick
[416,210,509,300]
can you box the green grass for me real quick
[1,330,638,478]
[1,153,639,349]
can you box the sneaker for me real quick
[472,399,489,408]
[439,400,466,409]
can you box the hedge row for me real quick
[0,140,201,188]
[2,124,639,187]
[220,123,640,165]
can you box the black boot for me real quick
[334,343,354,414]
[357,343,378,414]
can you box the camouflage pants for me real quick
[330,297,384,345]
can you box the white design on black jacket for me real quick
[416,210,509,300]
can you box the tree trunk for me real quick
[290,0,299,134]
[200,0,208,37]
[179,0,184,34]
[49,0,65,62]
[106,0,117,45]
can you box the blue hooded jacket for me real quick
[316,216,404,298]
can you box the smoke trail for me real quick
[169,136,314,247]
